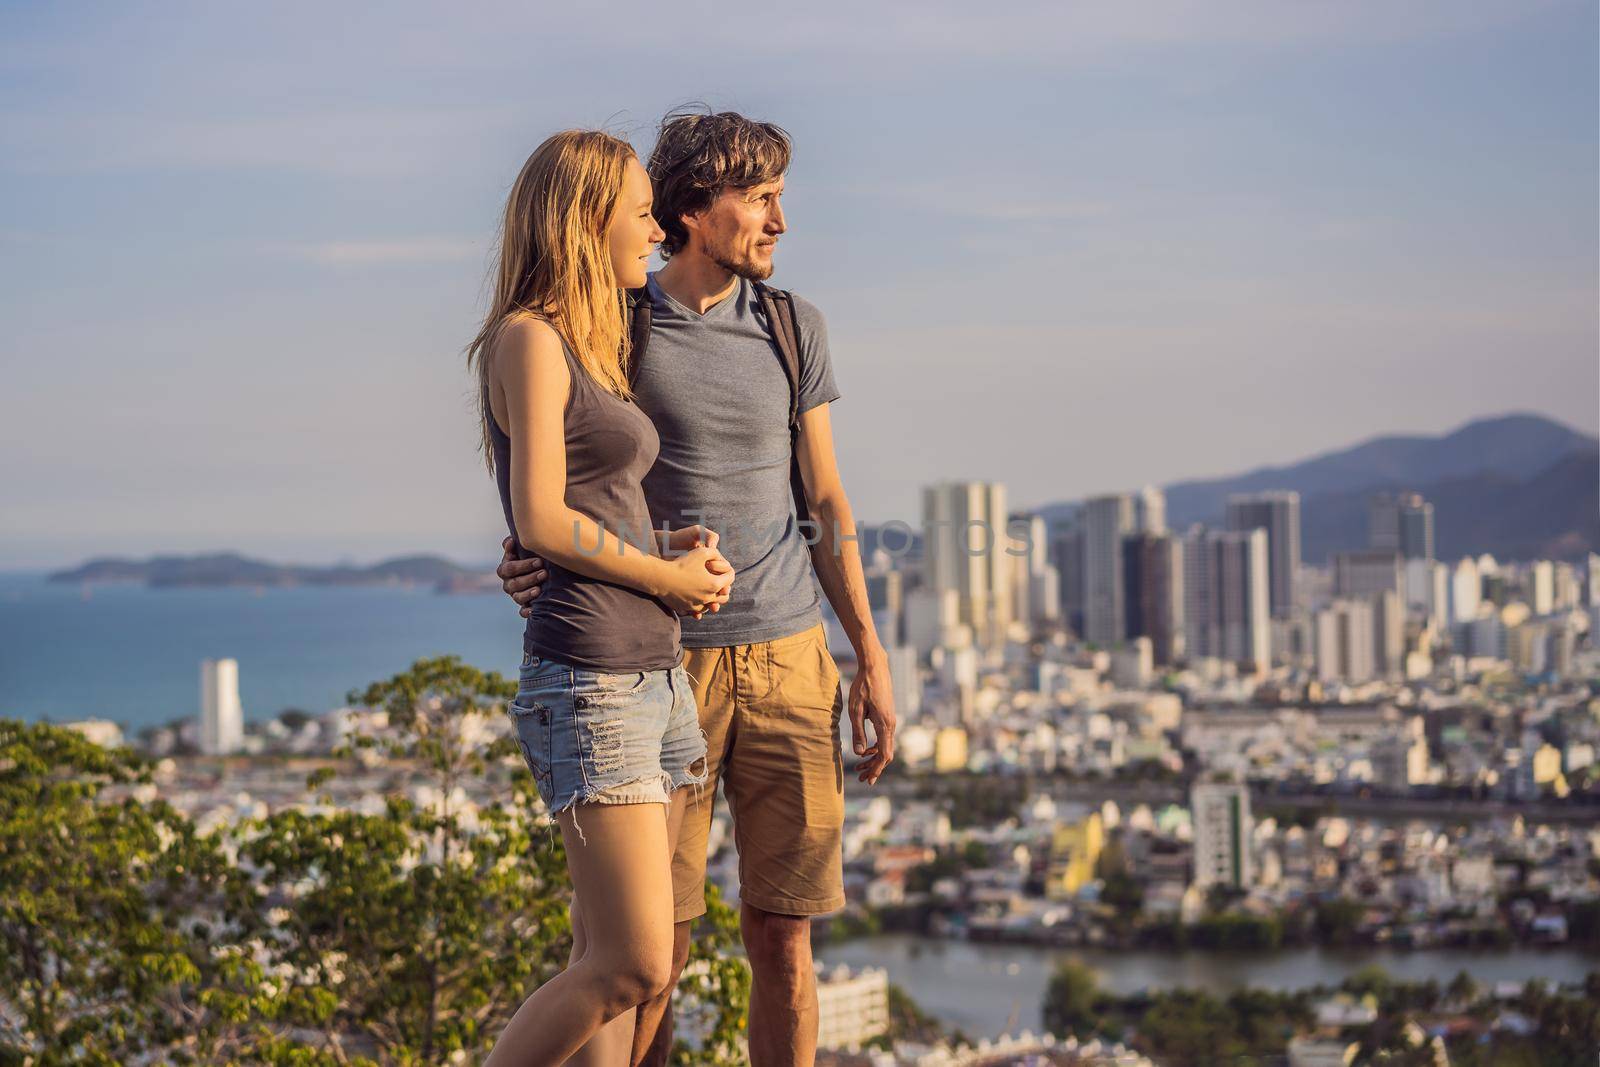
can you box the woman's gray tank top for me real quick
[487,334,681,672]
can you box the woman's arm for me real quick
[492,317,728,610]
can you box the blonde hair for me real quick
[466,129,636,470]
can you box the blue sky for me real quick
[2,1,1595,568]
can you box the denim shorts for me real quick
[506,651,707,817]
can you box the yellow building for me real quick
[1532,743,1564,785]
[1045,813,1104,900]
[933,727,969,772]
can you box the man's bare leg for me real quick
[741,903,818,1067]
[636,919,692,1067]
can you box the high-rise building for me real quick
[1314,599,1376,683]
[1083,493,1135,646]
[200,658,243,756]
[1334,550,1404,601]
[1449,557,1482,626]
[1009,513,1060,631]
[885,643,922,718]
[1373,590,1404,678]
[1214,529,1271,671]
[866,571,902,648]
[1462,614,1505,659]
[1181,525,1214,664]
[1587,553,1600,607]
[1122,531,1185,665]
[1369,492,1434,560]
[1135,485,1167,535]
[1224,491,1301,619]
[1050,519,1086,638]
[1192,781,1253,888]
[1553,562,1581,612]
[1314,592,1401,681]
[922,481,1013,647]
[903,586,962,655]
[1529,560,1554,616]
[1404,558,1450,623]
[1182,527,1270,671]
[1030,565,1061,629]
[1399,503,1435,560]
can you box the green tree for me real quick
[1313,897,1365,947]
[0,720,268,1065]
[1134,989,1238,1066]
[1042,959,1102,1037]
[225,656,590,1063]
[1191,913,1284,951]
[883,982,944,1046]
[0,656,754,1065]
[1446,969,1479,1005]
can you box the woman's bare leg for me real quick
[563,895,636,1066]
[484,802,673,1067]
[627,786,694,1065]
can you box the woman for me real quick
[470,130,734,1066]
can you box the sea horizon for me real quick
[0,572,525,731]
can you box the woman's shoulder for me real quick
[490,313,572,375]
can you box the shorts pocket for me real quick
[507,696,553,784]
[816,631,841,694]
[767,625,840,715]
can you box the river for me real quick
[816,935,1597,1039]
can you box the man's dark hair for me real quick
[648,107,791,257]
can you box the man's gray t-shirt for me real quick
[633,273,840,648]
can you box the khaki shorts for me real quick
[672,621,846,921]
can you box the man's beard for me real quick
[709,244,773,282]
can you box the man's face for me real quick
[687,176,786,280]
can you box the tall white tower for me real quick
[922,481,1012,647]
[1192,781,1254,888]
[200,658,244,755]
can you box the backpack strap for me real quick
[752,280,815,533]
[625,285,652,388]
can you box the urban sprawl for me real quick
[64,485,1600,1066]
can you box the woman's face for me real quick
[608,157,663,289]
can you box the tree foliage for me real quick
[0,655,751,1065]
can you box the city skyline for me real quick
[3,1,1596,570]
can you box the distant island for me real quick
[47,552,500,594]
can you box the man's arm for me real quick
[499,526,727,620]
[795,401,896,784]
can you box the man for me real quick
[497,109,897,1067]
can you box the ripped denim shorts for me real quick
[506,651,707,817]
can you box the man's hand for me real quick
[847,647,896,785]
[497,536,549,619]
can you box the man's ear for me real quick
[677,208,705,248]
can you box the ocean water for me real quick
[0,572,525,732]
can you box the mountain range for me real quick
[46,414,1599,583]
[1038,413,1598,563]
